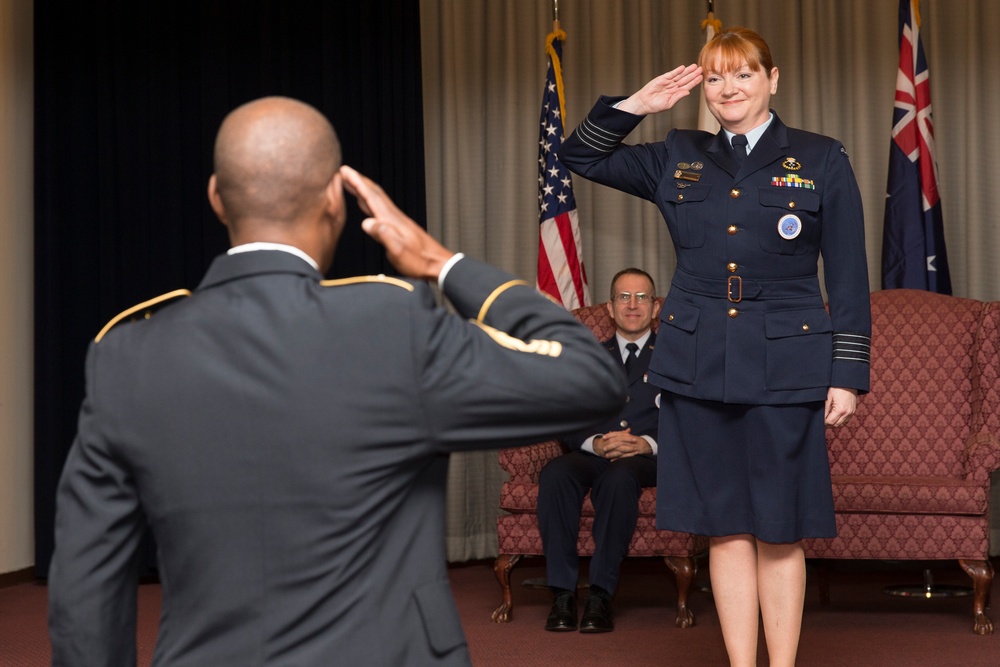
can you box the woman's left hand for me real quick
[825,387,858,427]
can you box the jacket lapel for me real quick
[710,111,793,180]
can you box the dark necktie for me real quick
[731,134,748,166]
[624,342,639,376]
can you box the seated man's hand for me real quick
[595,429,652,460]
[341,165,455,281]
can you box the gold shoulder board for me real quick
[94,289,192,343]
[319,275,414,292]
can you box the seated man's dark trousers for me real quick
[538,450,656,597]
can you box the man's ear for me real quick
[325,171,346,223]
[606,300,615,321]
[207,174,228,225]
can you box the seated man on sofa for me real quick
[538,268,661,633]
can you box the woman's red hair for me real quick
[698,27,774,74]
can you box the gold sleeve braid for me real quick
[472,279,562,358]
[475,280,530,323]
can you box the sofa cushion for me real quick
[802,513,990,561]
[499,483,658,516]
[496,512,706,557]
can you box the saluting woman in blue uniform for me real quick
[559,27,871,667]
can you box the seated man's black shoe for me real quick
[544,590,577,632]
[578,589,614,633]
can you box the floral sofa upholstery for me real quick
[801,288,1000,634]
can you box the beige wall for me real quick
[0,0,34,576]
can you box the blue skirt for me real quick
[655,392,836,543]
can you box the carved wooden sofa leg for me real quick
[491,553,522,623]
[811,559,832,605]
[664,555,697,628]
[958,559,995,635]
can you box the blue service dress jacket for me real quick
[559,98,871,405]
[563,334,660,448]
[47,250,626,667]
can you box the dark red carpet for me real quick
[455,557,999,666]
[2,558,997,665]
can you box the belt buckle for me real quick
[727,275,742,303]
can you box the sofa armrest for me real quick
[965,431,1000,484]
[498,440,567,483]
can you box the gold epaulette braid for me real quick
[319,275,415,291]
[94,289,192,343]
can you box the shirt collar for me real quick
[227,242,320,271]
[722,111,774,153]
[616,329,652,362]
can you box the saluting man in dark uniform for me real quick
[559,27,871,667]
[47,96,627,667]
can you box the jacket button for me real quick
[730,188,741,198]
[677,194,684,201]
[802,323,810,331]
[668,314,675,321]
[727,262,738,273]
[728,225,738,235]
[620,420,629,428]
[728,308,738,318]
[789,201,796,208]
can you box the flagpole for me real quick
[536,1,590,309]
[698,2,722,133]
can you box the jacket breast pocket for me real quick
[660,183,711,249]
[763,307,832,390]
[651,297,700,384]
[757,188,820,255]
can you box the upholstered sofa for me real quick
[491,299,710,628]
[801,289,1000,634]
[492,289,999,634]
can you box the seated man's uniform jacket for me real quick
[48,251,626,667]
[563,333,659,450]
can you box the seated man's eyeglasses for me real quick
[614,292,651,304]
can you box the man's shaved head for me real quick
[212,97,341,227]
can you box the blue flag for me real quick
[881,0,951,293]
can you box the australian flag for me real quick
[881,0,951,293]
[536,28,590,309]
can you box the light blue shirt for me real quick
[722,111,775,154]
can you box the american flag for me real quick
[881,0,951,293]
[536,28,590,309]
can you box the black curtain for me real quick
[33,0,426,576]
